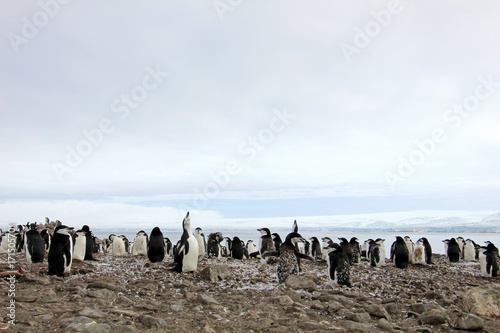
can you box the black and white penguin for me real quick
[463,239,476,262]
[413,238,426,265]
[456,237,465,260]
[262,232,314,283]
[390,236,409,269]
[322,237,335,260]
[40,229,51,252]
[231,236,244,259]
[110,234,127,256]
[224,237,233,257]
[446,238,461,262]
[258,228,275,256]
[207,232,224,258]
[327,243,351,287]
[310,237,322,260]
[361,239,373,260]
[25,223,45,264]
[164,237,173,257]
[272,233,282,253]
[404,236,414,264]
[172,212,199,272]
[148,227,165,263]
[15,225,24,252]
[119,235,130,253]
[338,237,353,265]
[420,237,432,264]
[72,229,87,261]
[349,237,361,264]
[48,225,74,276]
[81,225,95,260]
[369,239,385,267]
[194,227,206,259]
[479,243,500,277]
[0,232,9,254]
[131,230,149,256]
[246,240,257,256]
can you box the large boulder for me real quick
[463,283,500,318]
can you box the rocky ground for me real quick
[1,252,500,332]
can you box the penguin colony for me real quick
[2,218,499,285]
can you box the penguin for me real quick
[310,237,322,260]
[40,229,51,252]
[480,243,500,277]
[361,239,373,260]
[292,220,298,233]
[247,240,257,256]
[413,238,426,265]
[258,228,275,256]
[241,239,249,259]
[194,227,206,259]
[349,237,361,264]
[446,238,461,262]
[463,239,477,262]
[131,230,149,256]
[338,238,353,265]
[390,236,409,269]
[322,237,335,260]
[15,225,24,252]
[172,212,199,272]
[148,227,165,263]
[224,237,233,257]
[25,223,45,264]
[0,232,9,254]
[81,225,96,260]
[119,235,130,253]
[443,239,449,255]
[231,236,244,259]
[110,234,127,256]
[164,237,173,257]
[404,236,414,264]
[72,230,87,261]
[207,232,224,258]
[262,232,314,283]
[271,233,282,252]
[419,237,431,264]
[48,225,74,276]
[369,239,385,267]
[327,243,351,287]
[456,237,465,260]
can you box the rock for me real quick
[88,281,126,292]
[364,303,391,321]
[409,327,433,333]
[346,312,371,324]
[327,300,343,313]
[272,295,294,306]
[170,303,183,312]
[60,316,111,333]
[384,303,400,315]
[409,303,428,314]
[377,318,394,332]
[310,300,325,310]
[418,315,447,326]
[199,265,230,282]
[21,273,51,285]
[78,307,105,318]
[139,315,167,328]
[285,275,317,292]
[198,293,219,305]
[113,326,138,333]
[448,310,484,331]
[463,283,500,318]
[87,289,115,299]
[113,295,134,307]
[337,320,373,332]
[298,321,327,330]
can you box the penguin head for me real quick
[55,225,74,236]
[258,228,271,236]
[182,212,191,231]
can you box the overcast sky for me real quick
[0,1,499,229]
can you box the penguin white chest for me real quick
[182,235,199,272]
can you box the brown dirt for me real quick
[1,252,500,332]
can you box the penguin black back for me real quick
[148,227,165,263]
[82,225,95,260]
[328,243,351,287]
[25,224,45,263]
[338,238,353,265]
[421,237,432,264]
[447,238,461,262]
[391,236,409,269]
[48,225,73,276]
[231,236,244,259]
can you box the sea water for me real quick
[94,228,500,259]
